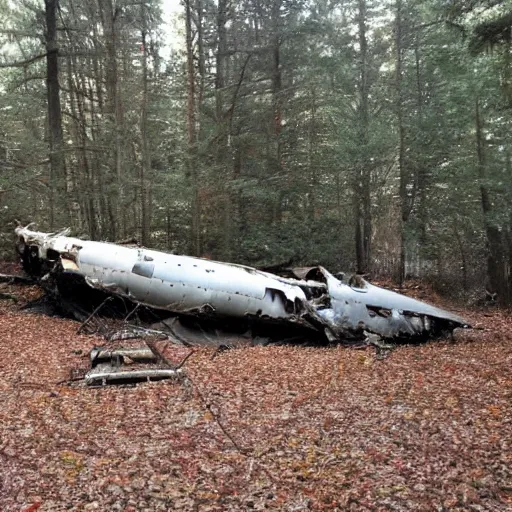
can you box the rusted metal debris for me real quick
[85,363,183,386]
[90,346,158,364]
[84,343,188,386]
[15,226,470,346]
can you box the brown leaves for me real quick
[0,285,512,510]
[21,503,40,512]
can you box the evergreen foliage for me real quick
[0,0,511,302]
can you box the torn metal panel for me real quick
[294,267,467,340]
[15,226,469,343]
[16,227,320,330]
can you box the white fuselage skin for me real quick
[15,227,468,339]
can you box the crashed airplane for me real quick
[15,226,469,345]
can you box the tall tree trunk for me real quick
[414,35,428,245]
[475,96,509,303]
[395,0,407,286]
[215,0,226,126]
[196,0,206,119]
[140,1,151,246]
[185,0,201,256]
[503,24,512,106]
[453,223,468,291]
[98,0,122,240]
[506,151,512,300]
[308,87,317,221]
[354,0,371,274]
[233,133,244,256]
[65,54,87,235]
[215,0,232,260]
[45,0,67,229]
[271,0,283,224]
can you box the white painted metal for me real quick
[16,227,307,321]
[15,227,469,341]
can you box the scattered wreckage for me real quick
[84,342,187,386]
[13,226,470,383]
[15,226,469,350]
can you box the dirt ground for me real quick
[0,278,511,511]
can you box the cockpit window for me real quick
[131,262,155,278]
[348,274,367,290]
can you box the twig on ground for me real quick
[210,344,231,360]
[123,303,140,323]
[184,355,277,483]
[77,296,113,334]
[177,349,195,369]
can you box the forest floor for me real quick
[0,272,511,512]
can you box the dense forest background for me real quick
[0,0,511,302]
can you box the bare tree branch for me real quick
[0,159,49,170]
[0,49,103,69]
[0,51,51,68]
[0,30,42,38]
